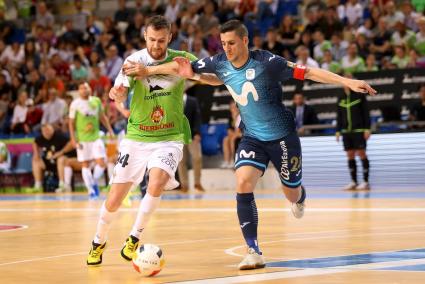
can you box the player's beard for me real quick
[148,47,166,61]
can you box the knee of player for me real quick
[237,177,256,192]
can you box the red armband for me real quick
[293,65,306,80]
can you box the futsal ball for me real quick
[132,244,165,277]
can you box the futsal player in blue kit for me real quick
[131,20,376,270]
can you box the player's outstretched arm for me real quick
[305,67,377,96]
[173,57,223,86]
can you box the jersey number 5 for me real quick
[116,152,130,168]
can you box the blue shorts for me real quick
[234,132,302,188]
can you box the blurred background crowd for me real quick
[0,0,424,137]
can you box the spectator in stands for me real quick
[178,93,204,192]
[391,45,410,68]
[263,28,285,57]
[115,0,132,23]
[196,1,219,35]
[164,0,181,23]
[289,92,319,136]
[370,18,392,61]
[341,43,365,74]
[295,45,319,68]
[0,41,24,69]
[321,49,342,74]
[26,70,43,100]
[89,65,111,97]
[342,0,363,27]
[25,98,43,133]
[365,54,379,71]
[71,56,89,87]
[356,33,370,60]
[391,21,416,51]
[321,7,343,39]
[277,15,300,55]
[221,101,242,169]
[410,85,425,122]
[336,81,371,191]
[41,88,67,130]
[72,0,91,32]
[141,0,165,17]
[330,33,348,62]
[383,1,405,29]
[51,53,71,82]
[105,44,123,82]
[401,1,420,32]
[32,123,70,192]
[192,37,210,59]
[251,33,263,51]
[313,30,331,63]
[10,90,30,134]
[36,1,55,28]
[206,25,223,55]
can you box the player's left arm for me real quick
[98,102,114,136]
[304,67,377,96]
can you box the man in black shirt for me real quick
[32,123,74,192]
[336,87,371,191]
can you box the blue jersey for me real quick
[192,50,305,141]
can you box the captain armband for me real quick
[287,61,306,80]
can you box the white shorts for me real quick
[76,139,106,162]
[110,139,183,188]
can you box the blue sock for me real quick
[297,186,306,204]
[236,193,260,254]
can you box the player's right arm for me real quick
[130,57,223,86]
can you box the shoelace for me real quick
[126,240,137,251]
[90,248,101,257]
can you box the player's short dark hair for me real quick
[220,20,248,39]
[146,15,171,32]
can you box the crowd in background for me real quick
[0,0,424,137]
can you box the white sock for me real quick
[82,167,94,193]
[64,166,73,187]
[107,162,115,180]
[93,201,118,244]
[130,192,161,239]
[93,164,105,183]
[34,181,42,188]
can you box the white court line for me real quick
[1,224,425,268]
[0,207,425,212]
[172,258,425,284]
[224,230,425,258]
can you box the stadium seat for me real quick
[14,152,33,174]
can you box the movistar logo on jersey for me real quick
[226,82,259,106]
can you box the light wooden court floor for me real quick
[1,188,425,284]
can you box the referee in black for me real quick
[336,83,371,191]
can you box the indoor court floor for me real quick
[1,188,425,284]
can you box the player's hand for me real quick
[122,60,148,79]
[336,132,340,142]
[345,79,377,96]
[109,84,127,103]
[193,134,201,143]
[70,138,78,149]
[107,130,115,138]
[364,130,371,140]
[173,57,194,79]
